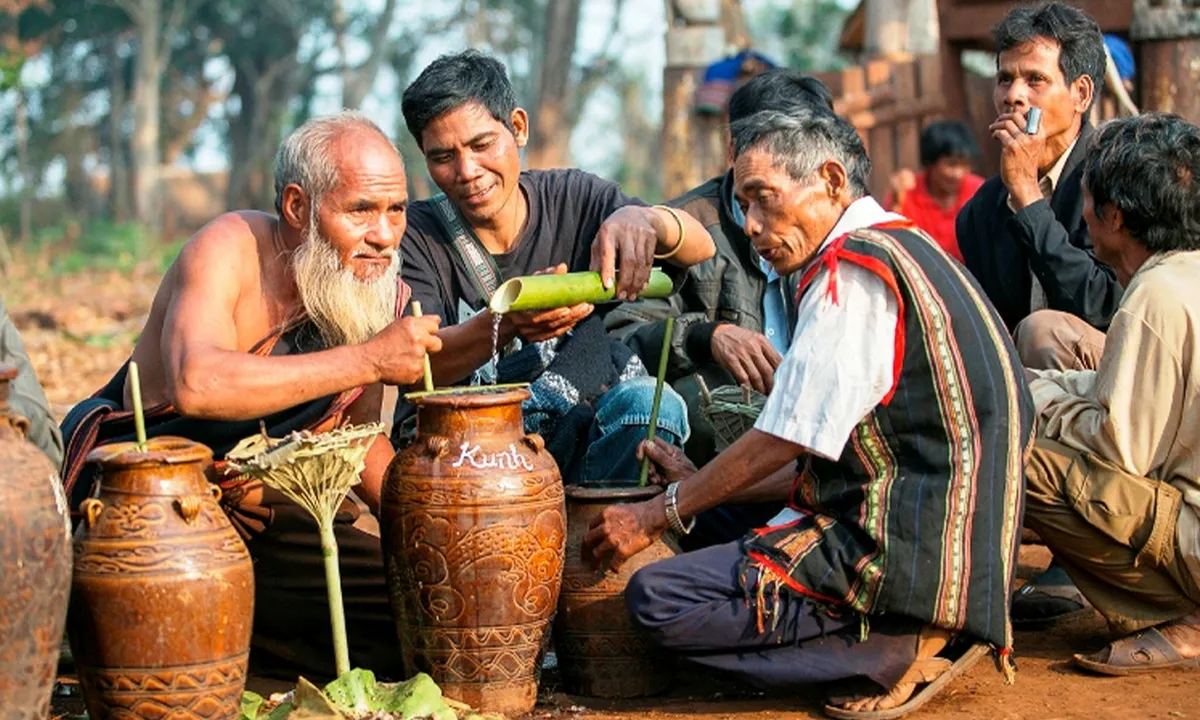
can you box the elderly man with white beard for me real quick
[58,111,441,679]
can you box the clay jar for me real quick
[0,365,73,718]
[554,484,677,698]
[68,437,254,720]
[382,387,565,717]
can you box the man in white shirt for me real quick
[583,107,1033,715]
[1022,113,1200,675]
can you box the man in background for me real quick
[0,295,63,466]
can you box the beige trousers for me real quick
[1025,439,1200,634]
[1014,309,1106,371]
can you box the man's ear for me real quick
[820,160,849,199]
[511,108,530,148]
[1072,73,1095,116]
[280,185,310,231]
[1106,206,1125,233]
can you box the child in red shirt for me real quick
[886,121,984,262]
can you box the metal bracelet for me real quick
[665,481,696,535]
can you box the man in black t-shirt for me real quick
[395,50,716,483]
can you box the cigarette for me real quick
[1025,107,1042,135]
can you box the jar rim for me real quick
[85,436,213,467]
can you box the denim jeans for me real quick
[573,376,689,485]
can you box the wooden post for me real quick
[662,0,727,199]
[1132,1,1200,123]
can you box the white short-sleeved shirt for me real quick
[755,198,905,525]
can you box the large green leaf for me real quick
[290,677,346,719]
[322,668,376,713]
[240,691,265,720]
[374,673,455,720]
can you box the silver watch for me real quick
[665,481,696,535]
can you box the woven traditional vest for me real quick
[743,221,1034,652]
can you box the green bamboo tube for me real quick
[489,268,673,314]
[319,518,351,678]
[128,360,147,451]
[411,301,434,393]
[638,315,675,487]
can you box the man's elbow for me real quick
[167,365,222,418]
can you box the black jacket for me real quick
[605,171,800,381]
[957,123,1122,331]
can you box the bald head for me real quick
[273,111,399,215]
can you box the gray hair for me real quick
[273,110,393,214]
[730,108,871,197]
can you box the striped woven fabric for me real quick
[741,221,1034,653]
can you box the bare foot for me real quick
[1157,611,1200,659]
[828,627,951,713]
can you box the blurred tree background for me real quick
[0,0,857,268]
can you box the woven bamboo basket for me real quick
[696,375,766,452]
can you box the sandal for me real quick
[1073,627,1200,676]
[824,640,989,720]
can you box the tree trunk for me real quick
[108,39,132,222]
[905,0,939,55]
[15,89,33,246]
[525,0,583,169]
[342,0,399,110]
[720,0,751,51]
[130,0,163,237]
[864,0,910,59]
[333,0,350,106]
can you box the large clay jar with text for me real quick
[0,365,73,718]
[554,484,677,698]
[68,437,254,720]
[382,387,565,717]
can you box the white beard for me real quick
[291,224,399,348]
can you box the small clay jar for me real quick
[382,387,565,717]
[69,437,254,720]
[0,365,73,718]
[554,484,677,698]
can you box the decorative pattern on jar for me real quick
[382,387,565,717]
[554,484,677,698]
[68,437,254,720]
[0,365,73,718]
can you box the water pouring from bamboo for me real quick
[638,315,675,487]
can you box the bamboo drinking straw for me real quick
[128,360,147,451]
[638,315,675,487]
[411,301,434,393]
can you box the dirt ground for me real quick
[12,264,1193,720]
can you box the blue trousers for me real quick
[626,540,920,690]
[574,376,689,485]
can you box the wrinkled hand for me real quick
[710,324,783,394]
[636,437,697,487]
[367,315,443,386]
[581,496,668,572]
[990,108,1045,209]
[590,206,658,301]
[889,169,917,209]
[505,264,594,343]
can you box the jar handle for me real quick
[176,495,204,524]
[82,498,104,529]
[210,484,223,503]
[425,435,450,459]
[522,433,546,454]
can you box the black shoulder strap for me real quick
[432,193,503,303]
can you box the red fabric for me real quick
[893,172,983,263]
